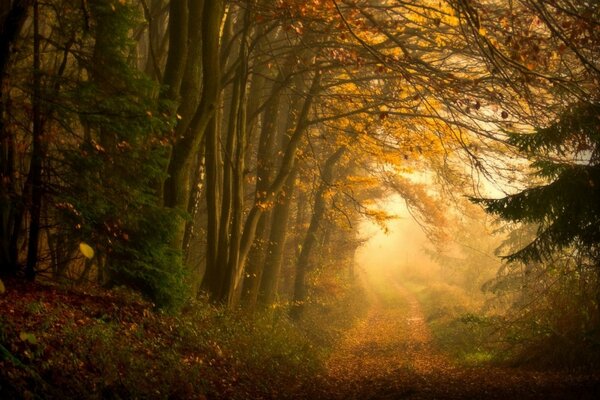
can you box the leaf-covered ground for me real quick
[0,279,321,399]
[313,274,600,399]
[1,276,599,399]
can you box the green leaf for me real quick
[19,332,37,345]
[79,242,95,259]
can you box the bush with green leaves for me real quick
[50,1,187,308]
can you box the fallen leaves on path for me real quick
[1,277,599,399]
[310,274,600,399]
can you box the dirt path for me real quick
[311,273,600,399]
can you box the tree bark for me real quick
[257,165,298,307]
[202,114,222,296]
[231,72,321,301]
[290,145,347,320]
[212,70,242,302]
[0,0,32,276]
[240,75,285,307]
[161,0,188,103]
[243,67,302,308]
[25,0,42,281]
[201,4,253,303]
[163,0,225,249]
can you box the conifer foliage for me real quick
[58,2,187,308]
[0,1,188,308]
[473,103,600,266]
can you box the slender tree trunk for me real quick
[290,146,347,320]
[240,77,285,307]
[182,145,205,290]
[161,0,188,103]
[258,165,298,307]
[25,0,42,281]
[212,73,241,302]
[209,5,252,305]
[202,114,222,296]
[0,0,32,276]
[232,72,321,295]
[226,68,248,306]
[244,71,301,308]
[177,0,206,289]
[172,0,204,135]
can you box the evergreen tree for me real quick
[53,1,188,308]
[473,102,600,266]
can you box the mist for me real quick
[355,194,439,288]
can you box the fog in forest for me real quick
[356,194,437,284]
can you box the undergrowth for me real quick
[299,274,369,353]
[0,279,343,399]
[412,282,497,366]
[411,280,600,371]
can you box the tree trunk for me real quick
[258,165,298,307]
[163,0,225,250]
[225,68,248,306]
[211,5,252,305]
[240,76,285,307]
[290,146,347,320]
[211,71,242,302]
[231,72,321,296]
[243,68,302,308]
[0,0,32,276]
[202,114,222,296]
[161,0,188,103]
[25,0,42,281]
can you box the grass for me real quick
[409,281,498,366]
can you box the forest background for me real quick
[0,0,599,398]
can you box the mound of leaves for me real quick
[0,279,322,399]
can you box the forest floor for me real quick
[307,271,600,399]
[1,276,600,399]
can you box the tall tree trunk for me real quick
[240,77,285,307]
[243,69,301,308]
[171,0,204,135]
[163,0,225,250]
[0,0,32,276]
[161,0,188,103]
[226,68,248,306]
[202,114,222,296]
[231,72,321,296]
[25,0,42,281]
[257,165,298,307]
[207,5,252,305]
[211,72,242,302]
[290,146,347,320]
[177,0,206,288]
[182,145,205,290]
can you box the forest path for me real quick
[309,270,599,399]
